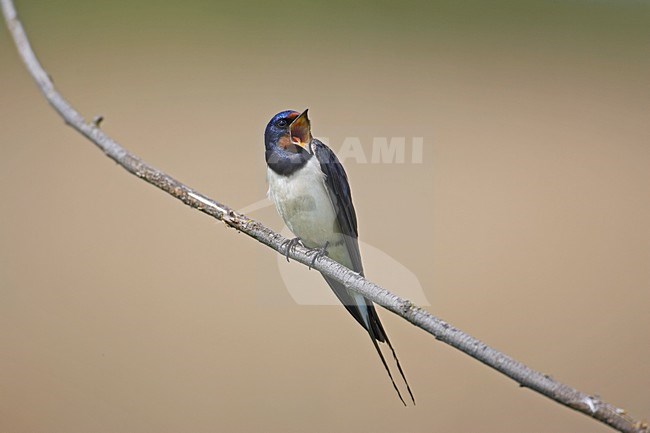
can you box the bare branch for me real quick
[1,1,646,432]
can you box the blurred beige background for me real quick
[1,1,648,432]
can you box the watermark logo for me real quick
[274,225,430,306]
[324,137,424,164]
[244,135,429,305]
[239,196,431,307]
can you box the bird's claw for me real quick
[281,237,302,262]
[308,241,329,270]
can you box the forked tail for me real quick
[367,312,416,405]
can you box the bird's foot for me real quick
[281,237,303,262]
[308,241,330,270]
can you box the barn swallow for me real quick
[264,109,414,405]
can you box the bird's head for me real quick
[264,109,312,154]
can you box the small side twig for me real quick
[92,115,104,127]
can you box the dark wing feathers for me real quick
[312,140,362,273]
[312,139,387,342]
[311,139,415,405]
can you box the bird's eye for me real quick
[276,119,288,127]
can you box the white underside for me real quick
[267,156,369,326]
[267,157,353,270]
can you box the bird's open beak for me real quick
[290,109,312,151]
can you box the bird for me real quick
[264,109,414,405]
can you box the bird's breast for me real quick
[267,158,342,249]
